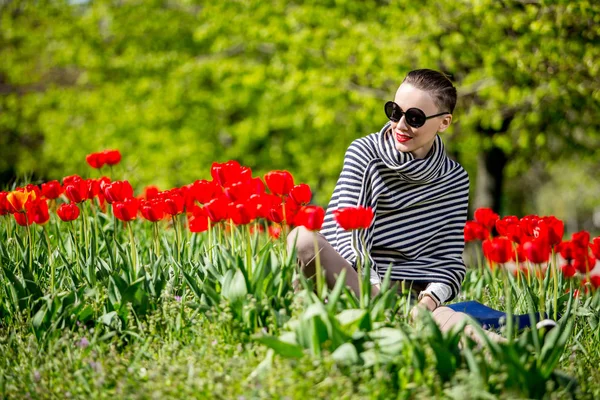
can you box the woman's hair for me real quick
[402,69,457,114]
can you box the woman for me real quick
[288,69,504,341]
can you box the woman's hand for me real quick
[410,295,438,321]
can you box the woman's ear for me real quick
[437,114,453,133]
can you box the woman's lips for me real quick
[395,132,413,143]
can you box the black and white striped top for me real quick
[320,122,470,303]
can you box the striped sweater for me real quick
[320,122,470,304]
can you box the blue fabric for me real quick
[447,301,545,330]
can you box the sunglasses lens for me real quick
[405,108,426,128]
[384,102,400,122]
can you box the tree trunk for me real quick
[474,146,508,214]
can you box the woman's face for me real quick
[390,83,452,159]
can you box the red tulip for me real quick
[495,216,521,243]
[464,221,489,242]
[590,237,600,260]
[295,206,325,231]
[13,209,35,226]
[113,198,139,222]
[572,231,590,249]
[0,192,10,216]
[143,185,160,200]
[188,206,209,233]
[561,263,577,278]
[522,238,551,264]
[224,181,254,202]
[333,206,374,231]
[264,170,294,197]
[290,184,312,205]
[590,275,600,290]
[24,184,42,199]
[268,225,282,239]
[62,175,82,186]
[188,179,221,205]
[204,196,229,223]
[230,202,255,225]
[140,199,165,222]
[482,237,513,264]
[268,199,298,225]
[102,149,121,166]
[31,199,50,225]
[64,177,89,204]
[86,152,106,169]
[57,203,80,222]
[163,191,185,216]
[103,181,134,204]
[474,208,499,231]
[573,254,596,274]
[541,216,564,247]
[211,161,245,187]
[251,193,279,219]
[41,180,63,200]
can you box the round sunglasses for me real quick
[384,101,450,128]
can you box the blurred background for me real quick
[1,0,599,231]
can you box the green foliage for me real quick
[1,1,599,207]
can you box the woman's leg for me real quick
[287,226,380,297]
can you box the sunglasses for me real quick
[384,101,450,128]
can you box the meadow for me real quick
[1,154,600,399]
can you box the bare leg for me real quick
[287,226,380,297]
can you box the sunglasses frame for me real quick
[384,101,450,128]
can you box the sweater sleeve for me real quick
[320,139,376,279]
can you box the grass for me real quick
[1,201,600,399]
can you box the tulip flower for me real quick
[495,216,522,243]
[86,152,106,169]
[268,199,298,225]
[333,206,374,231]
[41,180,63,200]
[264,170,294,197]
[143,185,160,200]
[57,203,81,222]
[13,208,35,226]
[0,192,10,216]
[140,200,165,222]
[522,238,551,264]
[590,237,600,259]
[295,206,325,231]
[103,180,134,204]
[113,198,139,222]
[64,178,89,204]
[188,179,221,205]
[573,254,596,274]
[163,191,185,216]
[482,237,513,264]
[541,216,564,247]
[464,221,489,242]
[561,263,577,278]
[590,275,600,290]
[6,189,36,213]
[224,181,254,202]
[204,196,229,223]
[474,208,499,231]
[31,199,50,225]
[211,161,245,187]
[571,231,590,248]
[230,202,255,225]
[102,149,121,166]
[268,225,282,239]
[289,184,312,206]
[188,207,209,233]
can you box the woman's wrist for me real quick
[418,293,438,311]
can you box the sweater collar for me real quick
[376,122,447,183]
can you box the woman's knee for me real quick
[287,226,320,265]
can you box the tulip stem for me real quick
[503,267,514,342]
[25,215,33,271]
[128,222,137,281]
[552,250,559,320]
[172,215,181,263]
[207,219,213,265]
[313,232,323,299]
[43,226,54,293]
[153,222,160,260]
